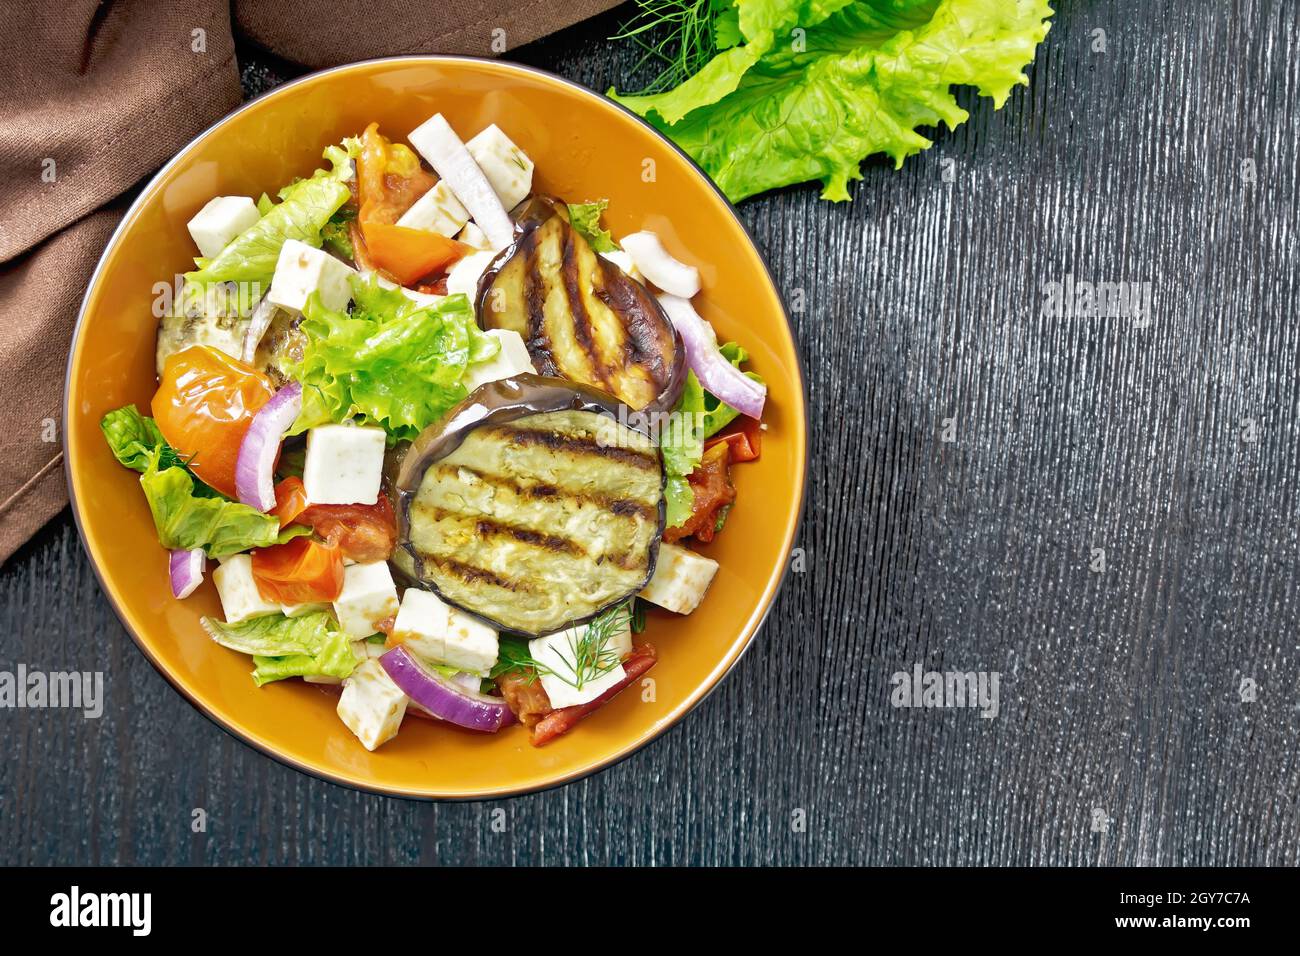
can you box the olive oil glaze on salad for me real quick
[100,114,768,752]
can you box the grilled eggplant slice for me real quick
[476,197,685,412]
[395,374,665,635]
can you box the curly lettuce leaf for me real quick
[139,449,308,557]
[200,611,359,686]
[613,0,1052,201]
[288,275,500,442]
[184,139,357,289]
[567,200,619,253]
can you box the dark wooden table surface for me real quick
[4,1,1300,866]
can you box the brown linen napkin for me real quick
[0,0,620,564]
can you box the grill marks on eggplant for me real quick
[483,423,660,472]
[478,198,685,411]
[404,408,663,633]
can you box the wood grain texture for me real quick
[4,0,1300,866]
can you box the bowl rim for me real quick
[63,53,808,801]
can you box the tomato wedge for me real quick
[251,537,345,605]
[272,476,397,562]
[664,441,736,544]
[297,495,398,564]
[354,121,466,285]
[705,415,762,463]
[359,220,465,286]
[529,645,658,747]
[272,476,310,527]
[152,345,276,498]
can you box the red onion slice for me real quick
[657,294,767,420]
[169,548,206,598]
[234,381,302,511]
[241,296,277,365]
[379,646,511,733]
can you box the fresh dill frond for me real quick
[612,0,732,95]
[489,603,634,689]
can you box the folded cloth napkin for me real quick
[0,0,619,564]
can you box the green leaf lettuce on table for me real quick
[611,0,1053,201]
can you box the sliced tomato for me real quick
[357,121,436,224]
[359,220,465,286]
[251,537,345,605]
[272,476,310,527]
[496,671,553,729]
[152,345,276,498]
[353,122,465,285]
[664,441,736,544]
[705,415,762,463]
[530,644,658,747]
[295,494,398,564]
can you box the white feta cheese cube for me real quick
[302,424,386,505]
[333,561,400,638]
[441,609,499,676]
[390,588,451,663]
[463,329,536,392]
[639,543,719,614]
[396,181,470,237]
[267,239,356,313]
[529,629,627,709]
[466,125,534,211]
[445,249,498,300]
[212,554,280,624]
[187,196,260,259]
[457,222,491,250]
[280,601,328,618]
[336,658,407,750]
[600,248,642,282]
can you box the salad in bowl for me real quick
[99,111,768,754]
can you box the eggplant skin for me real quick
[476,197,685,413]
[395,374,665,636]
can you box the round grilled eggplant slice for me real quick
[476,197,685,413]
[395,373,666,636]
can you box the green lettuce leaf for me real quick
[139,449,309,557]
[100,405,192,473]
[288,275,500,442]
[661,372,707,527]
[612,0,1053,201]
[657,341,763,525]
[567,200,619,253]
[184,139,357,290]
[200,611,359,687]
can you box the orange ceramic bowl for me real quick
[65,57,806,798]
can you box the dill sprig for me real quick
[612,0,731,95]
[491,603,633,689]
